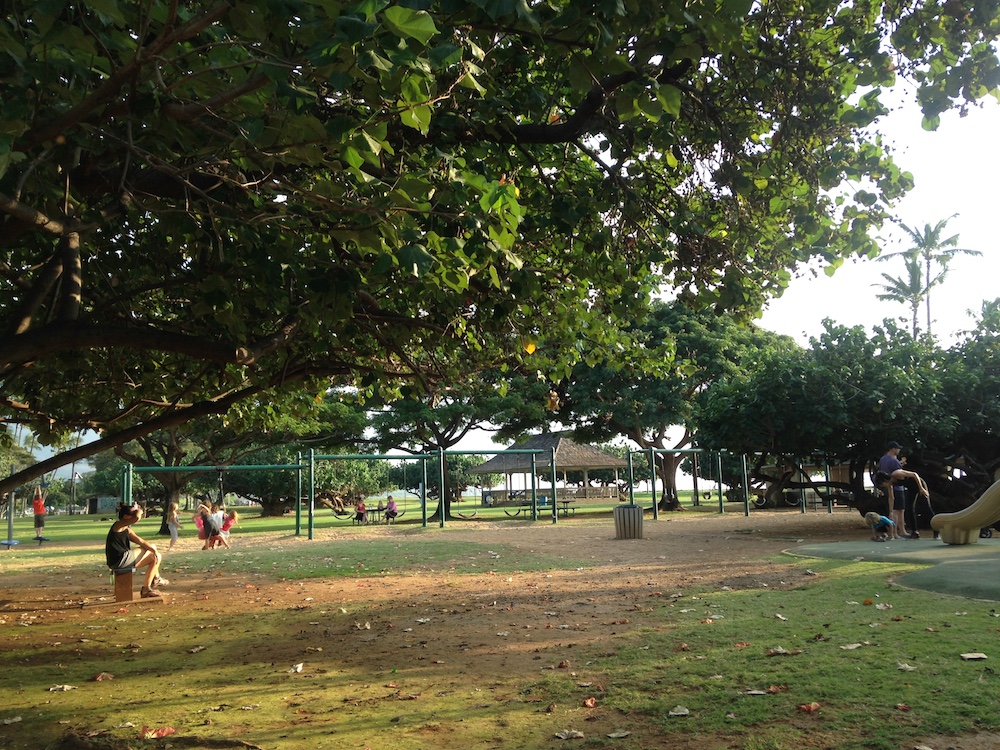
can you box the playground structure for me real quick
[931,478,1000,544]
[2,441,853,549]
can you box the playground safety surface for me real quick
[791,535,1000,602]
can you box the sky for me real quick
[758,93,999,346]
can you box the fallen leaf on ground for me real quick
[93,673,114,681]
[582,697,597,708]
[797,702,821,713]
[48,685,76,692]
[554,729,584,739]
[668,705,690,717]
[607,730,630,738]
[896,703,911,711]
[898,663,917,671]
[140,726,176,739]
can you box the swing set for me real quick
[121,450,433,539]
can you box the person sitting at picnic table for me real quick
[354,499,367,524]
[105,502,169,598]
[384,496,398,524]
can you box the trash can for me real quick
[613,503,643,539]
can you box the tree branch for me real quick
[18,2,233,150]
[161,73,273,122]
[0,322,273,369]
[0,360,356,495]
[0,191,70,236]
[58,232,82,321]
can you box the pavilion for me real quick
[467,433,627,502]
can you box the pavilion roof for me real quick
[467,433,627,474]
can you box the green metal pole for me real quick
[648,447,658,520]
[529,453,538,521]
[824,458,834,514]
[421,457,428,528]
[550,447,558,525]
[308,449,315,540]
[295,452,302,536]
[627,452,635,504]
[717,452,725,513]
[741,453,751,517]
[438,448,446,528]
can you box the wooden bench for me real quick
[112,566,137,602]
[80,567,163,608]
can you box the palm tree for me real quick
[876,215,980,336]
[873,253,924,336]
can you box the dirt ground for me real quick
[3,508,998,750]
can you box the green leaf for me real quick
[458,71,487,95]
[383,6,439,46]
[397,244,434,276]
[657,85,682,116]
[399,103,432,134]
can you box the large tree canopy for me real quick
[556,300,789,504]
[3,0,999,495]
[696,313,1000,516]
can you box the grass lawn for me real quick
[2,510,998,750]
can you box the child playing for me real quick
[31,486,47,541]
[210,508,240,549]
[194,502,222,550]
[166,501,183,551]
[865,511,898,541]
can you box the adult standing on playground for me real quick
[31,486,47,541]
[105,503,169,598]
[877,442,907,535]
[878,441,933,538]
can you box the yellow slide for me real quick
[930,479,1000,545]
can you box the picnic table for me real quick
[556,500,578,516]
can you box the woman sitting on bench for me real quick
[105,503,169,598]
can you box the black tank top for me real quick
[105,527,130,568]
